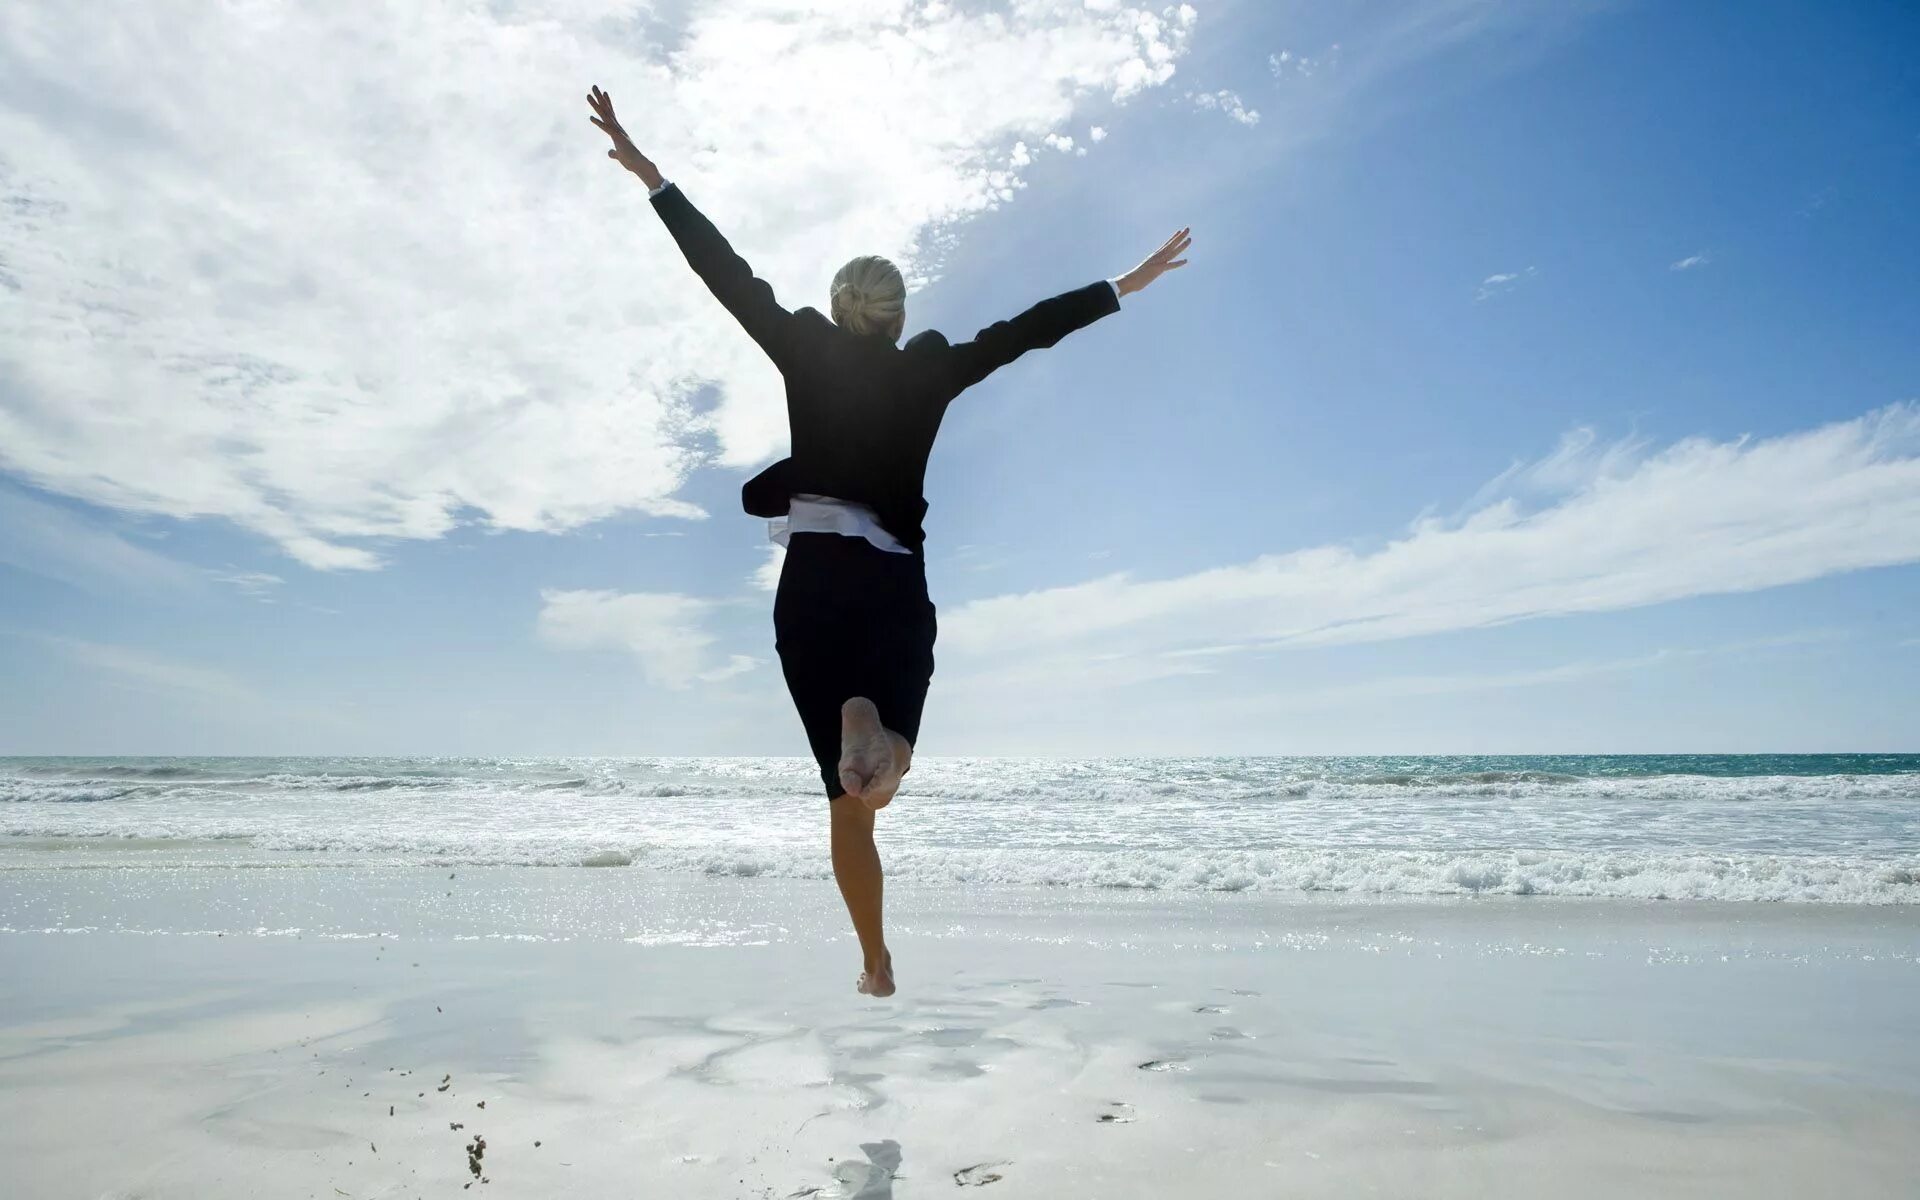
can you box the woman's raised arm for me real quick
[944,226,1191,395]
[587,85,798,366]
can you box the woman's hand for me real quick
[587,85,665,190]
[1115,227,1192,297]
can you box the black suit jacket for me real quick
[650,184,1121,554]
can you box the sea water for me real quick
[4,755,1916,903]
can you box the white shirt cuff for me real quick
[648,179,674,198]
[1107,277,1122,305]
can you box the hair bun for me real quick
[829,256,907,338]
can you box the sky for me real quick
[2,0,1917,756]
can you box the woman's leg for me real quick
[830,791,895,996]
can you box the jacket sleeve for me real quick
[941,280,1122,397]
[651,184,799,367]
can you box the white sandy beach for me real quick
[3,868,1916,1199]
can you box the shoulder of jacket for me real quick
[903,329,949,352]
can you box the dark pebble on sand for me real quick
[477,1101,486,1109]
[451,1122,464,1131]
[534,1141,541,1148]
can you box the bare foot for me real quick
[839,698,899,808]
[857,949,895,997]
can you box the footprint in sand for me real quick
[1193,1005,1229,1014]
[1026,998,1088,1011]
[1208,1026,1252,1041]
[1095,1101,1136,1124]
[954,1161,1009,1187]
[1137,1059,1190,1072]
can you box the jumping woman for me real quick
[588,85,1190,997]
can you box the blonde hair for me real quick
[829,255,906,338]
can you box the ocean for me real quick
[6,754,1916,903]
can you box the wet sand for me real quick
[2,870,1917,1197]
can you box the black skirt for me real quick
[773,532,938,800]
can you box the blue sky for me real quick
[2,0,1917,755]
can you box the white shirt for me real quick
[652,180,1122,555]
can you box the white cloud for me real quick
[753,542,787,593]
[1670,253,1711,271]
[0,1,1198,570]
[1189,90,1261,126]
[1089,126,1109,143]
[1476,265,1537,300]
[536,588,759,688]
[1460,425,1651,513]
[940,405,1920,663]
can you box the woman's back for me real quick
[778,317,950,526]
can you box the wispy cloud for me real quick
[46,637,254,702]
[0,1,1199,570]
[1476,265,1538,300]
[941,405,1920,663]
[535,589,759,689]
[208,570,284,600]
[1269,47,1342,80]
[1188,90,1261,126]
[1281,630,1848,708]
[0,486,202,596]
[752,543,786,594]
[1670,252,1711,271]
[1252,1,1600,163]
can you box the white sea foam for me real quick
[4,756,1917,902]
